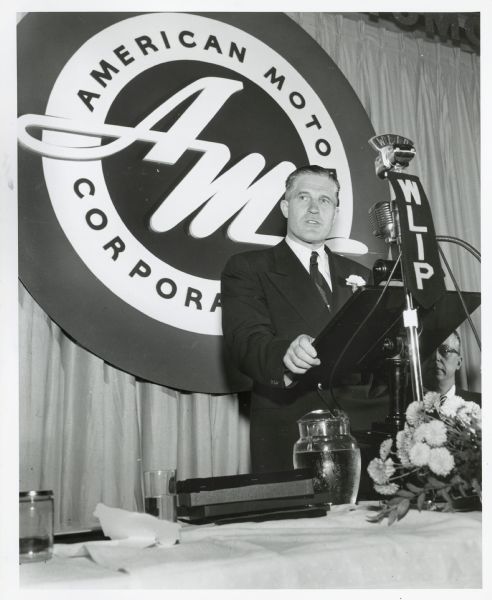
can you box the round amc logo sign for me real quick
[18,12,386,392]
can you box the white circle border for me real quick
[43,12,353,335]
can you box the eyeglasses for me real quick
[437,344,460,359]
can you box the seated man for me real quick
[221,165,388,473]
[422,330,481,405]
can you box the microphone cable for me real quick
[435,237,481,351]
[316,252,402,412]
[436,235,481,263]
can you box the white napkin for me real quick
[93,503,180,544]
[54,503,181,571]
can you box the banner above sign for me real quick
[368,12,479,53]
[18,12,387,392]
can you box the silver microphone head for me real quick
[368,134,416,178]
[368,200,397,243]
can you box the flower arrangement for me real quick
[346,274,366,293]
[367,392,481,525]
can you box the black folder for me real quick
[175,468,329,524]
[300,288,480,388]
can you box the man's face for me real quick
[422,333,462,391]
[280,173,338,248]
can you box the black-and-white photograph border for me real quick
[1,0,489,596]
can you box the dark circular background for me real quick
[18,12,388,393]
[104,60,307,280]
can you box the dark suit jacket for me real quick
[424,387,482,405]
[456,387,481,405]
[221,240,389,472]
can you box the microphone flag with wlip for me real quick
[386,171,445,308]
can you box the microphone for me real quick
[367,134,415,245]
[368,200,398,244]
[369,201,403,285]
[368,134,416,179]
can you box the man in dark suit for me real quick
[221,165,387,473]
[422,330,481,405]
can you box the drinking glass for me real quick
[143,469,177,521]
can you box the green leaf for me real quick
[427,476,447,489]
[396,498,411,520]
[387,497,403,506]
[366,512,387,523]
[471,479,482,496]
[437,487,453,503]
[396,489,415,499]
[387,508,398,526]
[366,513,383,523]
[406,482,423,493]
[417,493,426,511]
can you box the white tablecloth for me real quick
[20,503,482,589]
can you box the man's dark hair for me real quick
[284,165,340,206]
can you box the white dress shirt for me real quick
[285,236,332,290]
[440,384,456,400]
[424,384,456,401]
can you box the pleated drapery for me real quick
[289,13,480,387]
[19,13,480,531]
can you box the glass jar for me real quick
[19,490,54,563]
[293,409,361,504]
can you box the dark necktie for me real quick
[310,251,332,310]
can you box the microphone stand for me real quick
[400,268,425,406]
[368,135,425,433]
[372,243,424,435]
[397,227,424,402]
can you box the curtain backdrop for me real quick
[19,13,480,531]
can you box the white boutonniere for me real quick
[346,274,366,293]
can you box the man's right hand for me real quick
[283,334,321,375]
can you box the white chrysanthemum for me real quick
[468,402,482,420]
[440,396,466,418]
[395,429,405,450]
[414,421,447,447]
[367,457,395,484]
[428,447,455,477]
[406,401,425,426]
[423,420,447,447]
[413,423,428,443]
[456,401,482,427]
[456,406,472,425]
[396,429,412,467]
[399,424,413,446]
[423,391,441,413]
[468,401,481,417]
[469,404,482,431]
[379,438,393,460]
[409,442,431,466]
[374,482,399,496]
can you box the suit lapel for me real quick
[267,241,330,331]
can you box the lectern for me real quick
[299,286,480,500]
[300,286,480,434]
